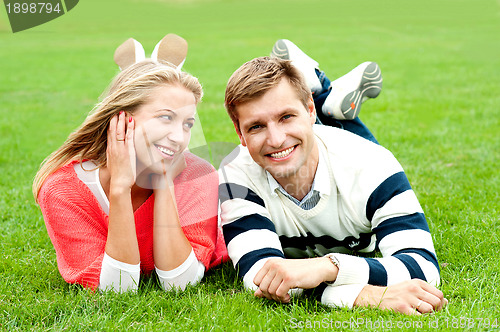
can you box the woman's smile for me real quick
[155,144,177,158]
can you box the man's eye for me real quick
[249,125,262,132]
[282,114,292,120]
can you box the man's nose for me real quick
[266,123,286,148]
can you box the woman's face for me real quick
[132,84,197,176]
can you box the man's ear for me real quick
[233,121,246,147]
[308,96,317,125]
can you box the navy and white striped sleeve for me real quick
[326,173,440,305]
[365,171,440,285]
[323,149,440,308]
[219,169,284,290]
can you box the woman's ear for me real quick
[151,34,188,69]
[113,38,146,71]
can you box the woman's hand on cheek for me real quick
[106,112,136,191]
[150,154,186,191]
[169,153,187,181]
[151,160,168,191]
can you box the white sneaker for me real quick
[270,39,322,94]
[322,62,382,120]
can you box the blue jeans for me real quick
[313,69,379,145]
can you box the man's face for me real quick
[235,79,318,187]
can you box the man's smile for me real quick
[266,145,297,160]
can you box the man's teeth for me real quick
[270,147,294,159]
[157,146,174,156]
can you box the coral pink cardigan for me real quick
[38,153,228,289]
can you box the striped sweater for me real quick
[219,125,440,308]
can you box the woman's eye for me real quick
[160,115,172,121]
[184,122,194,130]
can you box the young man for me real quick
[219,40,447,315]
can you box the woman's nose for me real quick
[167,123,185,144]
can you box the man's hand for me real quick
[253,257,338,303]
[354,279,448,315]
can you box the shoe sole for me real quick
[270,39,322,94]
[339,62,382,119]
[271,39,290,59]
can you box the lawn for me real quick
[0,0,499,330]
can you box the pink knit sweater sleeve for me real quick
[38,164,108,290]
[174,153,228,269]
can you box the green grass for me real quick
[1,0,499,330]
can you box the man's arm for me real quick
[352,170,446,314]
[221,200,339,304]
[219,142,446,313]
[247,153,445,313]
[219,167,341,303]
[219,179,285,280]
[246,200,446,314]
[319,149,445,313]
[220,198,292,297]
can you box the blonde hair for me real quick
[224,56,311,128]
[33,60,203,200]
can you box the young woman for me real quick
[33,60,227,292]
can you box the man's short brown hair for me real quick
[224,56,312,128]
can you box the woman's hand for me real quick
[104,111,140,266]
[151,153,187,190]
[170,152,187,181]
[106,111,136,192]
